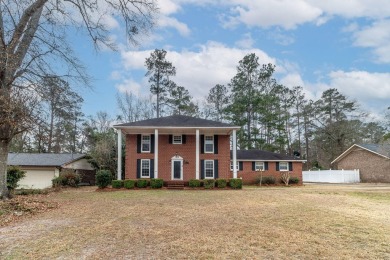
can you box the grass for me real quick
[1,184,390,259]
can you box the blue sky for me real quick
[74,0,390,121]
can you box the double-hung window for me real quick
[230,161,239,171]
[141,135,150,152]
[255,162,265,171]
[141,159,150,178]
[173,135,182,144]
[204,160,214,178]
[279,162,288,171]
[204,135,214,153]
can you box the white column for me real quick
[195,129,200,179]
[154,129,158,178]
[117,129,122,180]
[232,129,237,179]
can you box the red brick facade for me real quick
[125,134,232,181]
[236,161,303,184]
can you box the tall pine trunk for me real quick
[0,140,10,199]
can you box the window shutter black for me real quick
[289,162,293,171]
[201,160,205,179]
[252,162,256,171]
[169,135,173,144]
[136,159,141,178]
[239,161,243,171]
[200,135,204,154]
[265,162,269,171]
[276,162,280,171]
[137,134,141,153]
[214,135,218,154]
[182,135,186,144]
[214,160,218,179]
[150,159,154,178]
[150,134,155,154]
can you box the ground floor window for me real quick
[255,161,264,171]
[279,162,288,171]
[205,160,214,178]
[141,159,150,177]
[230,161,239,171]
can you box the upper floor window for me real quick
[173,135,182,144]
[279,162,288,171]
[255,162,264,171]
[204,135,214,153]
[141,135,150,152]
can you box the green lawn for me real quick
[1,184,390,259]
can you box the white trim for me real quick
[171,158,183,180]
[331,144,390,164]
[140,159,150,178]
[114,126,241,130]
[173,135,182,144]
[234,159,306,162]
[154,129,158,178]
[279,162,289,171]
[141,134,151,153]
[255,161,264,171]
[204,135,214,153]
[230,161,239,171]
[117,129,122,180]
[196,129,200,180]
[204,160,214,179]
[233,130,237,178]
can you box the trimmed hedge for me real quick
[261,176,276,185]
[112,180,124,189]
[96,170,112,189]
[216,178,227,188]
[203,179,215,189]
[150,178,163,188]
[289,177,300,184]
[189,179,201,188]
[124,180,136,189]
[137,179,148,188]
[229,178,242,189]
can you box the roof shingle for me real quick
[231,150,300,161]
[7,153,86,167]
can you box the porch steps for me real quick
[167,182,185,190]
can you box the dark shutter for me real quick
[252,162,256,171]
[265,162,269,171]
[214,135,218,154]
[200,135,205,154]
[136,159,141,178]
[182,135,186,144]
[150,134,155,154]
[239,161,243,171]
[276,162,280,171]
[136,134,141,153]
[201,160,205,179]
[214,160,219,179]
[150,159,154,178]
[169,135,173,144]
[289,162,293,171]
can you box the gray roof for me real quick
[358,144,390,158]
[114,115,238,128]
[7,153,86,167]
[231,150,300,161]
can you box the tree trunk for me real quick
[0,140,10,199]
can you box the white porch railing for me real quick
[302,169,360,183]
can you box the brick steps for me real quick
[166,182,185,190]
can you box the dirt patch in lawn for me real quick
[1,185,390,259]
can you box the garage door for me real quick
[18,169,56,189]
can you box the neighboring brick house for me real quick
[231,150,304,184]
[332,144,390,183]
[114,115,241,182]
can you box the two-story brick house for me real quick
[114,115,304,184]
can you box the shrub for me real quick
[112,180,124,189]
[229,178,242,189]
[7,166,26,192]
[96,170,112,189]
[189,179,201,188]
[137,179,148,188]
[150,178,163,188]
[261,176,276,185]
[203,179,215,189]
[289,177,300,184]
[52,176,63,188]
[59,170,81,187]
[124,180,136,189]
[280,171,291,186]
[216,179,227,188]
[16,189,49,195]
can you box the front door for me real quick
[172,159,183,180]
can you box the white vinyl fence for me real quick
[303,169,360,183]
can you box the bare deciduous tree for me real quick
[0,0,157,198]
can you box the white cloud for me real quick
[235,33,254,48]
[157,16,191,36]
[116,78,143,95]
